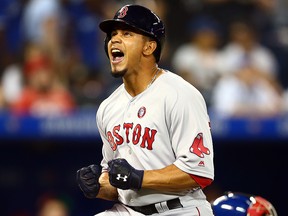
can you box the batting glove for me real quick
[108,158,144,190]
[76,164,101,198]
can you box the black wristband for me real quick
[130,169,144,190]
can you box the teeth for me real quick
[112,49,121,53]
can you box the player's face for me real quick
[107,27,147,77]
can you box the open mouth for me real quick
[111,48,124,64]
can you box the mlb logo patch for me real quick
[138,106,146,118]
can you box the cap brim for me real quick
[99,19,131,34]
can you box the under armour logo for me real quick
[116,174,128,182]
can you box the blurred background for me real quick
[0,0,287,215]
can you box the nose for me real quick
[111,32,122,44]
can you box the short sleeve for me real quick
[169,85,214,179]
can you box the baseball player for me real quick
[76,4,215,216]
[212,191,278,216]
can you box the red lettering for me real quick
[141,127,157,150]
[107,123,157,151]
[132,124,142,145]
[123,123,133,143]
[113,125,123,145]
[107,131,117,151]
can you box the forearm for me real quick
[142,164,199,192]
[97,172,118,201]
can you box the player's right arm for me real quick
[76,164,118,201]
[95,103,119,201]
[97,171,118,201]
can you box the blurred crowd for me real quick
[1,1,287,216]
[0,0,288,118]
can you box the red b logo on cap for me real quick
[118,6,128,18]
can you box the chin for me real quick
[111,68,127,78]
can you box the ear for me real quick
[143,40,157,56]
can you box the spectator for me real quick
[10,43,75,117]
[1,63,23,108]
[64,0,108,74]
[219,20,279,78]
[0,0,34,110]
[274,0,288,48]
[22,0,64,63]
[172,16,223,106]
[0,0,26,71]
[0,84,5,109]
[209,19,284,118]
[211,65,284,118]
[283,89,288,113]
[21,0,77,88]
[62,0,113,107]
[36,194,70,216]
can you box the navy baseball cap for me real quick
[99,4,165,62]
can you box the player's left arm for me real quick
[108,158,212,191]
[142,86,214,192]
[142,164,211,192]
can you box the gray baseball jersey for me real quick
[96,70,214,207]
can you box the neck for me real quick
[146,67,160,89]
[124,65,161,97]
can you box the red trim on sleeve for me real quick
[189,174,213,189]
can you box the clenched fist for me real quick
[108,158,144,190]
[76,164,101,198]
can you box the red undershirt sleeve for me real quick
[189,174,213,189]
